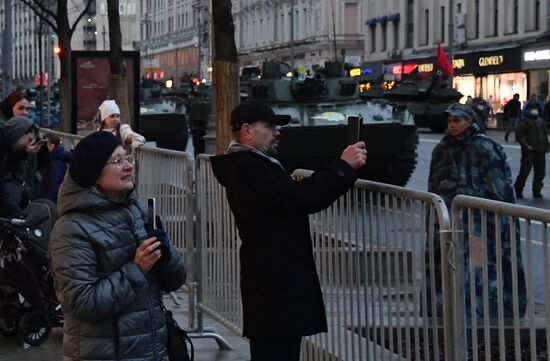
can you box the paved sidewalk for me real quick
[0,291,250,361]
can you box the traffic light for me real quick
[54,45,61,55]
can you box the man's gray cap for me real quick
[5,116,37,143]
[444,103,475,120]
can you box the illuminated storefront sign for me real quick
[522,44,550,70]
[478,55,504,67]
[524,49,550,61]
[350,68,361,77]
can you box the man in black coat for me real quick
[210,100,367,361]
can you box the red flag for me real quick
[436,42,454,76]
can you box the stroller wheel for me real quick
[0,303,21,337]
[18,311,51,346]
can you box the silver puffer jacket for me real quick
[50,175,186,361]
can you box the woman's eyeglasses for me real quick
[107,154,134,166]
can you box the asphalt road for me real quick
[408,127,550,210]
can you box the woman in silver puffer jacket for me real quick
[49,131,186,361]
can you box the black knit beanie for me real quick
[69,131,122,187]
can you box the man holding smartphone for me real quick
[211,100,367,361]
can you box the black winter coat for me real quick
[211,150,358,337]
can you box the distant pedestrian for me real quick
[427,103,526,318]
[514,101,550,199]
[504,93,521,142]
[465,95,473,106]
[211,100,367,361]
[544,96,550,128]
[40,134,72,203]
[487,95,494,115]
[97,99,145,151]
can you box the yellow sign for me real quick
[417,63,433,73]
[479,55,504,67]
[452,58,465,69]
[350,68,361,77]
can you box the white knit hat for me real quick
[99,100,120,121]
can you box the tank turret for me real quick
[359,72,463,132]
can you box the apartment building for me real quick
[362,0,549,107]
[0,1,55,89]
[234,0,364,70]
[139,0,205,82]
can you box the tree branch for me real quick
[69,0,94,36]
[19,0,57,32]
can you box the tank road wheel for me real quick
[387,128,419,186]
[0,303,21,337]
[18,311,51,346]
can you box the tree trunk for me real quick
[107,0,131,125]
[212,0,239,154]
[212,61,238,154]
[107,74,130,124]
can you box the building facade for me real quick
[234,0,364,70]
[139,0,205,83]
[362,0,549,109]
[0,1,55,90]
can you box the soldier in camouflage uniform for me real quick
[513,101,550,198]
[426,103,526,318]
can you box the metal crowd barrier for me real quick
[37,131,550,361]
[40,128,83,149]
[451,195,550,361]
[196,155,460,361]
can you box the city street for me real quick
[408,127,550,210]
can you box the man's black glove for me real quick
[148,215,172,265]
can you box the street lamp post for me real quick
[447,0,455,85]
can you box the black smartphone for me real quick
[347,115,363,144]
[147,198,156,230]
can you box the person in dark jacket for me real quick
[428,103,526,318]
[49,131,187,361]
[0,92,50,208]
[514,101,550,198]
[40,133,72,202]
[504,93,521,142]
[0,116,38,218]
[210,100,367,361]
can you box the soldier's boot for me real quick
[514,186,523,199]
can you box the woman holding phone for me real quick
[49,131,186,360]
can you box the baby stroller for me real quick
[0,199,63,346]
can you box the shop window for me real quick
[406,0,414,48]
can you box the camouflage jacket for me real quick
[428,125,516,207]
[515,114,550,153]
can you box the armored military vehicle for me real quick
[359,73,463,132]
[245,61,419,186]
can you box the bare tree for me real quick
[106,0,130,125]
[19,0,94,132]
[212,0,239,154]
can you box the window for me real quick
[406,0,414,48]
[425,9,429,45]
[370,25,376,53]
[393,21,399,49]
[440,6,445,43]
[475,0,480,38]
[344,3,358,34]
[536,0,540,30]
[513,0,518,33]
[381,22,387,51]
[493,0,498,36]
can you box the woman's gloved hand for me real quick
[147,215,172,265]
